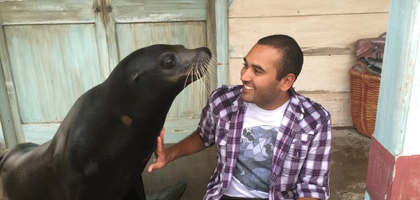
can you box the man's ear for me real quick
[279,73,296,91]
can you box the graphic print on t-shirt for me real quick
[234,125,278,193]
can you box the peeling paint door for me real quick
[0,0,217,147]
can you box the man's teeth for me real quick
[244,85,254,90]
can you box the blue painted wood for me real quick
[5,25,105,123]
[374,0,419,155]
[365,191,371,200]
[216,0,229,86]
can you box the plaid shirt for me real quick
[198,85,332,200]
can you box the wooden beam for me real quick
[229,13,388,57]
[0,20,25,147]
[229,0,390,18]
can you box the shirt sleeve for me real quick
[197,92,218,147]
[296,116,332,199]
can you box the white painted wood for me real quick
[229,55,356,92]
[229,0,390,18]
[303,92,353,127]
[229,13,389,58]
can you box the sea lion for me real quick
[0,44,212,200]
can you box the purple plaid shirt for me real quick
[198,85,332,200]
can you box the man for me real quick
[148,35,332,200]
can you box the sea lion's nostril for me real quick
[205,48,212,58]
[197,47,212,58]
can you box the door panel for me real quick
[5,25,106,123]
[0,0,216,146]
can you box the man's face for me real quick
[240,44,288,110]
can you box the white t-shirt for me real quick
[224,100,289,198]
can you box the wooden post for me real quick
[215,0,229,86]
[365,0,420,199]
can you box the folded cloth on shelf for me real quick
[355,33,386,61]
[353,59,382,77]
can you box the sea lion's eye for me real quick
[164,59,175,69]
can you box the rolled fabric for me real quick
[355,33,386,60]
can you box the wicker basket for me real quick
[350,61,381,137]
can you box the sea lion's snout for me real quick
[196,47,212,59]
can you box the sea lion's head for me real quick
[106,44,212,105]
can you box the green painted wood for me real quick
[0,0,95,25]
[0,55,17,148]
[93,0,114,80]
[104,0,120,70]
[22,123,60,145]
[206,0,218,95]
[116,22,208,119]
[1,0,220,144]
[374,0,419,155]
[20,118,200,145]
[0,121,5,149]
[215,0,229,86]
[0,18,25,146]
[112,0,207,23]
[5,25,104,123]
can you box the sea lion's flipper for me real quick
[122,176,145,200]
[145,181,187,200]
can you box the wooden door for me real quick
[0,0,217,148]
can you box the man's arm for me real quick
[296,117,332,200]
[148,128,206,172]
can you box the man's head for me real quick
[240,35,303,110]
[257,35,304,81]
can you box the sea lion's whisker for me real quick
[184,61,196,89]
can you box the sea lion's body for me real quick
[0,44,211,200]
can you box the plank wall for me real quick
[228,0,390,127]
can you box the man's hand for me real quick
[148,128,170,172]
[147,129,206,173]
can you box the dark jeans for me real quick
[221,195,268,200]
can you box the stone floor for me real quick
[329,128,371,200]
[0,128,371,200]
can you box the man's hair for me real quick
[257,35,304,81]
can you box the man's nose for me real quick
[240,67,251,82]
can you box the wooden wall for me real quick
[227,0,390,127]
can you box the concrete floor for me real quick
[0,128,371,200]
